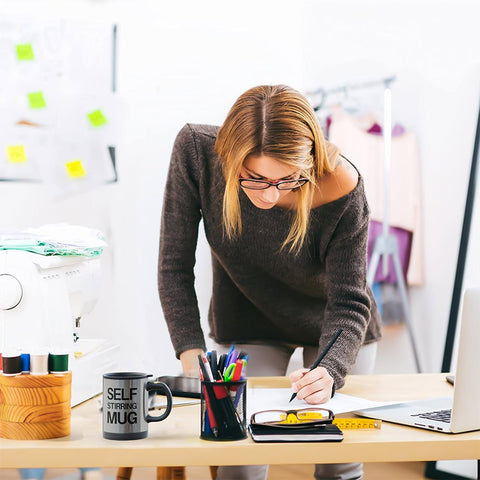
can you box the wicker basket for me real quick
[0,371,71,439]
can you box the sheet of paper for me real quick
[247,388,398,419]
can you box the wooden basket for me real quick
[0,371,71,440]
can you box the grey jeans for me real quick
[212,341,378,480]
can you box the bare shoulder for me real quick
[312,156,359,208]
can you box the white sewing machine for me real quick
[0,249,119,405]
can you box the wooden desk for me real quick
[1,374,479,469]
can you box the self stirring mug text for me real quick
[103,372,173,440]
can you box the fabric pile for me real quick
[0,224,107,257]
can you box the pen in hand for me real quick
[289,328,343,402]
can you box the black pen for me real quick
[289,328,343,402]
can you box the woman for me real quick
[158,85,381,480]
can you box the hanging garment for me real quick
[328,106,424,286]
[367,220,412,284]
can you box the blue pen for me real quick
[225,344,235,369]
[228,349,238,367]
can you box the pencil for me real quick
[289,328,343,402]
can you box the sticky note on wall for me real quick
[65,160,86,178]
[87,109,108,127]
[16,44,35,61]
[28,91,47,109]
[6,145,27,163]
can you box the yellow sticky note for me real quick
[16,43,34,61]
[28,91,47,109]
[6,145,27,163]
[65,160,86,178]
[87,109,108,127]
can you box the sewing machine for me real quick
[0,249,119,405]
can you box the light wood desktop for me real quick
[1,374,479,470]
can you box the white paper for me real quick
[247,388,397,419]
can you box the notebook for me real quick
[248,423,343,442]
[355,287,480,433]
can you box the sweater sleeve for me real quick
[158,124,207,358]
[317,189,372,389]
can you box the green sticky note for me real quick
[16,43,35,61]
[28,91,47,109]
[87,109,108,127]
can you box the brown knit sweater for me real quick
[158,124,381,389]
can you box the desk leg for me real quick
[116,467,133,480]
[209,466,218,479]
[156,467,186,480]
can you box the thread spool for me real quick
[2,353,22,376]
[30,352,49,376]
[48,353,69,374]
[20,353,30,373]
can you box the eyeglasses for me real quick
[238,177,309,191]
[250,408,334,428]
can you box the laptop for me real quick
[355,287,480,433]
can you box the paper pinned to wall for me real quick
[37,116,116,198]
[0,122,47,180]
[0,16,118,192]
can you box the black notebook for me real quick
[248,423,343,443]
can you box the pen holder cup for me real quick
[0,372,72,440]
[200,380,247,441]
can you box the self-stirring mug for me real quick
[103,372,173,440]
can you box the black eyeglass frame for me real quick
[238,177,310,191]
[250,407,335,429]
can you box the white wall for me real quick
[1,0,479,377]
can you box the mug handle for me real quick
[145,381,173,422]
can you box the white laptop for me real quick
[355,287,480,433]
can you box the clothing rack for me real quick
[311,76,422,373]
[308,76,396,112]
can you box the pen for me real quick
[227,349,238,367]
[210,350,219,380]
[289,328,343,402]
[232,359,245,407]
[225,344,235,368]
[201,355,214,381]
[217,353,227,374]
[198,355,219,437]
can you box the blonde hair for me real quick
[215,85,339,253]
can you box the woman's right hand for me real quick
[179,348,205,377]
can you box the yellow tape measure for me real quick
[333,418,381,429]
[277,411,381,429]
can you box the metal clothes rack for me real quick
[311,76,422,373]
[308,76,397,111]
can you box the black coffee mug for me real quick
[103,372,173,440]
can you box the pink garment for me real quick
[368,220,412,284]
[329,107,423,285]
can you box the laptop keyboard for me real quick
[411,409,451,423]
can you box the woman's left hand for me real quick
[289,366,334,404]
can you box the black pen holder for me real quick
[200,380,247,441]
